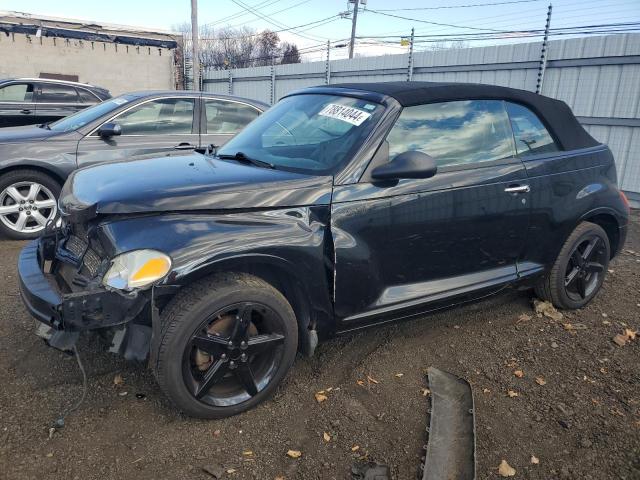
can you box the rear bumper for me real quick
[18,239,148,332]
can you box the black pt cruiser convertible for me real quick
[18,82,630,418]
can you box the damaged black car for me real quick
[18,82,630,418]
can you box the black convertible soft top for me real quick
[328,82,599,151]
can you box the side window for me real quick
[505,102,559,156]
[113,98,195,135]
[205,99,260,134]
[386,100,515,168]
[0,83,34,102]
[77,89,100,104]
[37,84,80,103]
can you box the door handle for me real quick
[504,185,530,194]
[174,142,195,150]
[20,109,31,114]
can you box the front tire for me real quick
[535,221,610,309]
[0,170,60,240]
[154,273,298,419]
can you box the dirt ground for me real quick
[0,213,638,480]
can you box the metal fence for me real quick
[203,33,640,203]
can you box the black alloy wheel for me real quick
[154,273,298,418]
[563,235,608,302]
[184,302,285,406]
[535,221,610,310]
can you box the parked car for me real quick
[18,82,629,418]
[0,78,111,128]
[0,91,268,239]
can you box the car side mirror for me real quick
[97,122,122,138]
[371,150,438,180]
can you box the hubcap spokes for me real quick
[564,236,606,300]
[0,182,57,233]
[186,303,285,403]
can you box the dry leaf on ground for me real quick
[367,375,379,384]
[351,445,360,452]
[394,373,404,378]
[507,390,519,398]
[113,374,124,386]
[356,380,365,387]
[531,455,540,464]
[535,376,547,386]
[421,388,431,396]
[624,328,637,340]
[286,450,302,459]
[315,392,328,403]
[482,388,491,394]
[498,459,516,477]
[242,451,253,456]
[514,370,524,378]
[517,313,532,323]
[323,432,330,442]
[613,334,628,347]
[533,299,563,321]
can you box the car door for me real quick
[76,96,199,169]
[200,97,261,148]
[331,99,531,329]
[34,83,85,124]
[0,82,37,127]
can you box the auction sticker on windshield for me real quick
[318,103,371,126]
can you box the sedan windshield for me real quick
[217,94,385,175]
[49,95,137,133]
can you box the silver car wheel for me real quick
[0,181,57,234]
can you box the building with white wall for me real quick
[0,11,183,95]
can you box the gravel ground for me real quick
[0,213,638,480]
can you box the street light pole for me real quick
[191,0,200,90]
[348,0,359,59]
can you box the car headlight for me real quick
[103,250,172,291]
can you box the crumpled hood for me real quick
[59,153,333,221]
[0,125,64,144]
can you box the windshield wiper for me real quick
[38,122,51,130]
[217,151,275,169]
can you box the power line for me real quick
[230,0,332,42]
[202,0,282,27]
[199,14,341,40]
[227,0,314,29]
[375,0,542,12]
[365,9,512,32]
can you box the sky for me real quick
[1,0,639,61]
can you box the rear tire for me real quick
[153,273,298,419]
[0,170,60,240]
[535,222,610,309]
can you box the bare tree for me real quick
[174,23,302,70]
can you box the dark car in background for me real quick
[17,82,629,419]
[0,91,268,239]
[0,78,111,128]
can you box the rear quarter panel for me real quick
[521,145,628,269]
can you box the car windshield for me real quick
[216,94,385,175]
[49,95,137,132]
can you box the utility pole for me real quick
[535,3,552,94]
[407,27,415,81]
[348,0,359,59]
[325,40,331,84]
[191,0,200,91]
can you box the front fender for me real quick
[96,207,334,337]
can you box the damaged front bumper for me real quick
[18,236,149,352]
